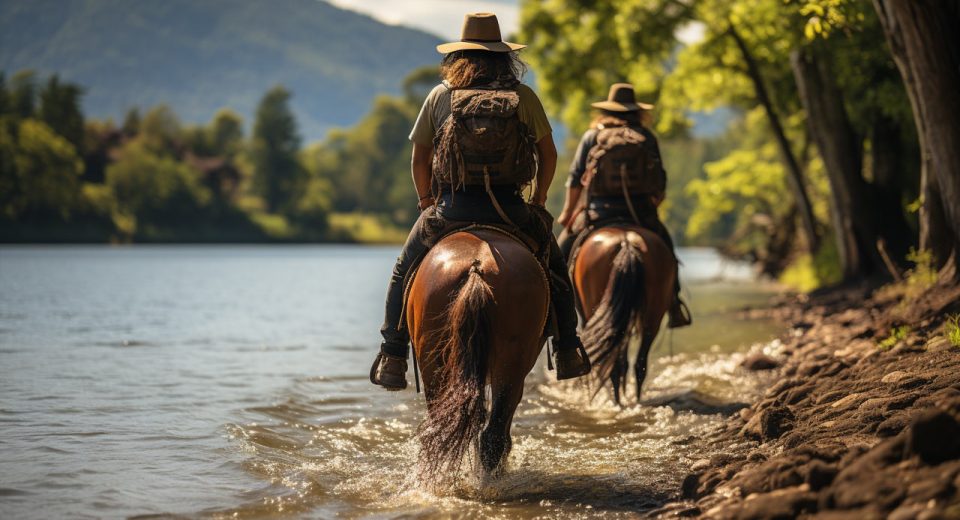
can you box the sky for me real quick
[326,0,705,45]
[327,0,521,41]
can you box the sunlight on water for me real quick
[216,345,779,518]
[0,245,781,518]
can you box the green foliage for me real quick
[519,0,690,136]
[182,109,245,158]
[140,105,182,155]
[208,109,244,157]
[105,139,211,237]
[0,117,83,219]
[877,325,910,351]
[288,176,333,236]
[779,237,842,292]
[38,75,85,152]
[904,248,939,290]
[9,70,37,119]
[0,73,8,116]
[251,85,302,213]
[874,248,940,304]
[685,109,789,246]
[794,0,870,40]
[327,212,408,244]
[303,95,419,225]
[121,108,141,136]
[944,314,960,348]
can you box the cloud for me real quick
[326,0,521,41]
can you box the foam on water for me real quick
[216,341,780,518]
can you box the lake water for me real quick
[0,245,782,518]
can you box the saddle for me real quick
[399,221,557,342]
[566,214,639,272]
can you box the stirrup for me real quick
[668,300,692,328]
[369,352,408,391]
[555,343,592,380]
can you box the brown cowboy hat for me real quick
[436,13,526,54]
[591,83,654,112]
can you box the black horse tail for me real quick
[582,239,645,405]
[416,260,491,481]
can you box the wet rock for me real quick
[904,409,960,464]
[888,503,928,520]
[905,473,954,502]
[814,390,846,405]
[652,285,960,519]
[681,472,700,498]
[804,460,838,490]
[741,353,780,371]
[746,451,767,463]
[759,405,795,441]
[731,485,817,519]
[781,383,815,405]
[829,392,866,410]
[766,378,801,398]
[892,376,930,390]
[877,412,913,437]
[858,396,893,413]
[797,360,826,377]
[884,392,920,412]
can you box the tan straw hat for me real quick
[591,83,654,112]
[436,13,526,54]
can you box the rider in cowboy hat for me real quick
[371,13,592,390]
[557,82,692,328]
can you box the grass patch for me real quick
[876,247,939,304]
[779,239,842,292]
[328,212,407,244]
[945,314,960,348]
[877,325,911,350]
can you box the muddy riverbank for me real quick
[652,280,960,519]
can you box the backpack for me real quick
[432,87,537,191]
[581,122,661,198]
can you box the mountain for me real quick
[0,0,441,140]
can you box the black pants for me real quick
[379,204,580,358]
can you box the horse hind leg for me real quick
[634,332,657,402]
[610,348,629,407]
[479,383,522,476]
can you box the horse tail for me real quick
[416,260,492,480]
[582,239,645,401]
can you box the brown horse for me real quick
[406,228,549,480]
[572,225,676,406]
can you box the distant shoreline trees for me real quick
[0,69,437,244]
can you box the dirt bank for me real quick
[651,280,960,519]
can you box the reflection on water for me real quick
[0,246,781,518]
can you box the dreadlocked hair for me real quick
[440,50,527,88]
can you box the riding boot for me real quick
[643,212,692,329]
[668,293,692,328]
[372,209,439,390]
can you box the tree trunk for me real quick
[870,115,915,265]
[874,0,960,277]
[728,23,820,253]
[790,47,880,280]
